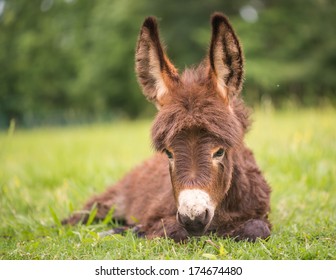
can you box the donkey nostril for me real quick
[204,209,209,223]
[177,212,183,225]
[177,212,195,227]
[177,212,191,226]
[197,209,210,225]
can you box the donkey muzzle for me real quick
[177,210,211,236]
[176,189,215,236]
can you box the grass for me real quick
[0,108,335,260]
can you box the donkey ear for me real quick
[208,13,244,102]
[135,17,179,108]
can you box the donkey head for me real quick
[136,13,245,236]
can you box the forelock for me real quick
[151,89,245,151]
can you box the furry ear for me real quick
[135,17,179,108]
[209,13,244,102]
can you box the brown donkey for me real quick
[63,13,272,242]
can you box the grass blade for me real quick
[49,206,61,227]
[86,204,98,226]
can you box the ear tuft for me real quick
[209,12,244,102]
[142,17,158,34]
[136,16,179,109]
[211,13,229,34]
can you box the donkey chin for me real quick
[176,189,215,236]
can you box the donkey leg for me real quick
[62,187,122,225]
[229,219,271,242]
[144,216,189,243]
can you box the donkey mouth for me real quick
[184,226,207,237]
[177,210,212,236]
[182,221,211,237]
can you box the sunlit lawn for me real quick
[0,108,335,259]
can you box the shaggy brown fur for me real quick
[62,13,272,242]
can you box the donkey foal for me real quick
[62,13,272,242]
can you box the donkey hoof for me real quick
[132,224,146,238]
[98,226,128,238]
[234,219,270,242]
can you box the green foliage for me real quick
[0,0,335,126]
[0,109,335,259]
[235,0,336,105]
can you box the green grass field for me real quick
[0,108,335,260]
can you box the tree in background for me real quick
[0,0,335,127]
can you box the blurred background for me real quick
[0,0,335,128]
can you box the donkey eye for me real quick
[163,149,173,159]
[213,148,225,158]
